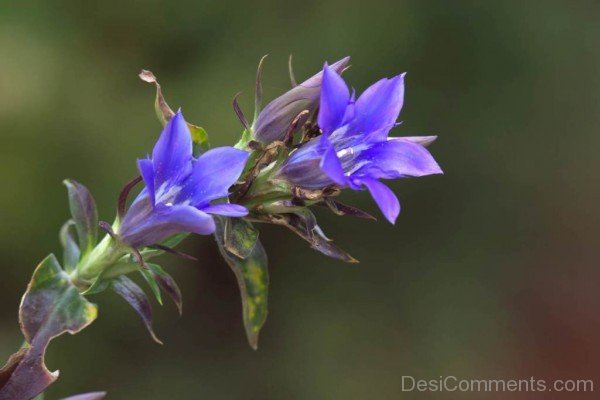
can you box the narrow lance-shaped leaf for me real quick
[0,255,98,400]
[59,220,81,272]
[140,268,163,306]
[289,209,358,263]
[145,263,183,315]
[138,70,209,152]
[215,217,269,350]
[259,206,358,263]
[111,276,163,344]
[318,199,377,220]
[63,180,98,254]
[140,232,189,260]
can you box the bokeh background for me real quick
[1,0,599,399]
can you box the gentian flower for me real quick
[118,111,249,248]
[253,56,350,144]
[278,64,442,224]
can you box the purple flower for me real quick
[253,56,350,144]
[278,64,443,224]
[118,111,249,248]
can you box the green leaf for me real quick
[63,180,98,254]
[111,276,162,344]
[0,254,97,400]
[59,220,81,272]
[224,218,259,259]
[214,217,268,350]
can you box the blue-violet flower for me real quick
[118,111,249,247]
[278,64,443,224]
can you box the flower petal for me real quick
[353,139,443,179]
[277,138,334,188]
[400,135,438,147]
[354,74,405,134]
[360,178,400,224]
[202,203,248,217]
[319,137,348,186]
[137,158,156,205]
[178,147,249,206]
[119,204,215,247]
[151,111,193,186]
[318,64,350,135]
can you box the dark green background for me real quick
[1,1,598,399]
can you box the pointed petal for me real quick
[360,178,400,224]
[319,137,347,186]
[354,74,405,133]
[151,111,193,186]
[202,203,249,217]
[318,64,350,135]
[119,204,215,247]
[354,139,443,179]
[178,147,249,205]
[400,135,438,147]
[137,158,155,205]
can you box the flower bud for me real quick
[252,56,350,144]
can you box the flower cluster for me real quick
[1,54,443,399]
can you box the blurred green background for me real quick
[1,0,599,398]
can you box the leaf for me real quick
[139,70,209,151]
[263,208,358,263]
[63,180,98,254]
[145,263,183,315]
[59,220,81,272]
[224,218,259,259]
[140,268,162,306]
[111,276,162,344]
[215,217,269,350]
[60,392,107,400]
[318,199,377,221]
[0,348,27,389]
[0,255,98,400]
